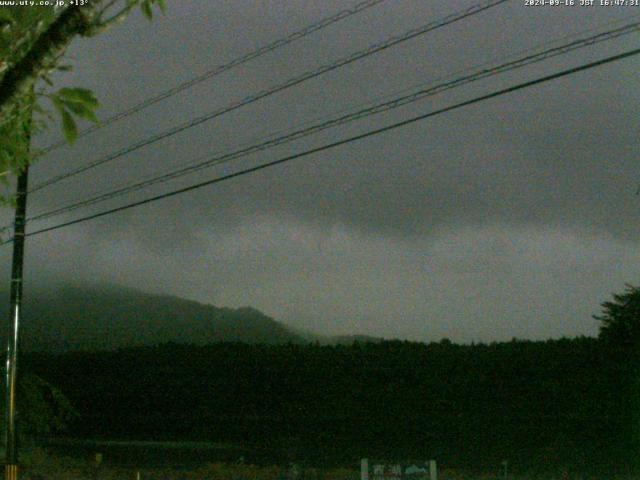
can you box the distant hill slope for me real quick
[0,284,305,352]
[318,334,385,345]
[294,330,386,345]
[284,323,386,345]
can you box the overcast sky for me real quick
[2,0,639,343]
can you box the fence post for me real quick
[361,458,369,480]
[429,460,437,480]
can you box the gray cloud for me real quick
[4,0,639,342]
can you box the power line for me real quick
[29,0,509,194]
[36,0,390,154]
[25,21,640,224]
[7,46,638,244]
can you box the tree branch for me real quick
[0,2,104,122]
[98,0,120,17]
[90,1,138,36]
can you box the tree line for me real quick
[20,336,635,474]
[18,285,640,475]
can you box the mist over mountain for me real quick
[0,284,308,352]
[285,324,386,345]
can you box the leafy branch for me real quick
[0,0,166,205]
[48,87,99,144]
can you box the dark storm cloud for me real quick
[4,0,639,342]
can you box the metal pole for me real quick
[4,165,29,480]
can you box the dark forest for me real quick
[23,335,639,475]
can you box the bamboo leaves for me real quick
[49,87,99,144]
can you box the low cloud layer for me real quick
[2,0,638,342]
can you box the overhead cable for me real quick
[26,21,640,223]
[29,0,509,193]
[36,0,390,154]
[7,46,638,244]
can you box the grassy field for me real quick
[18,452,640,480]
[16,442,640,480]
[20,462,640,480]
[40,438,251,468]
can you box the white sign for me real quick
[372,464,402,480]
[361,459,436,480]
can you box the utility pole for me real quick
[4,165,29,480]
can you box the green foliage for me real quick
[140,0,166,19]
[0,6,56,77]
[24,337,635,474]
[49,87,99,143]
[0,6,80,197]
[141,0,153,19]
[0,90,32,196]
[0,374,79,436]
[0,6,100,157]
[594,284,640,349]
[0,0,166,192]
[17,374,80,435]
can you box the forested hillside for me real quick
[1,284,304,351]
[24,337,638,475]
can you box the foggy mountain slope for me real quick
[0,284,305,351]
[283,323,386,345]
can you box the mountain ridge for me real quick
[0,283,383,352]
